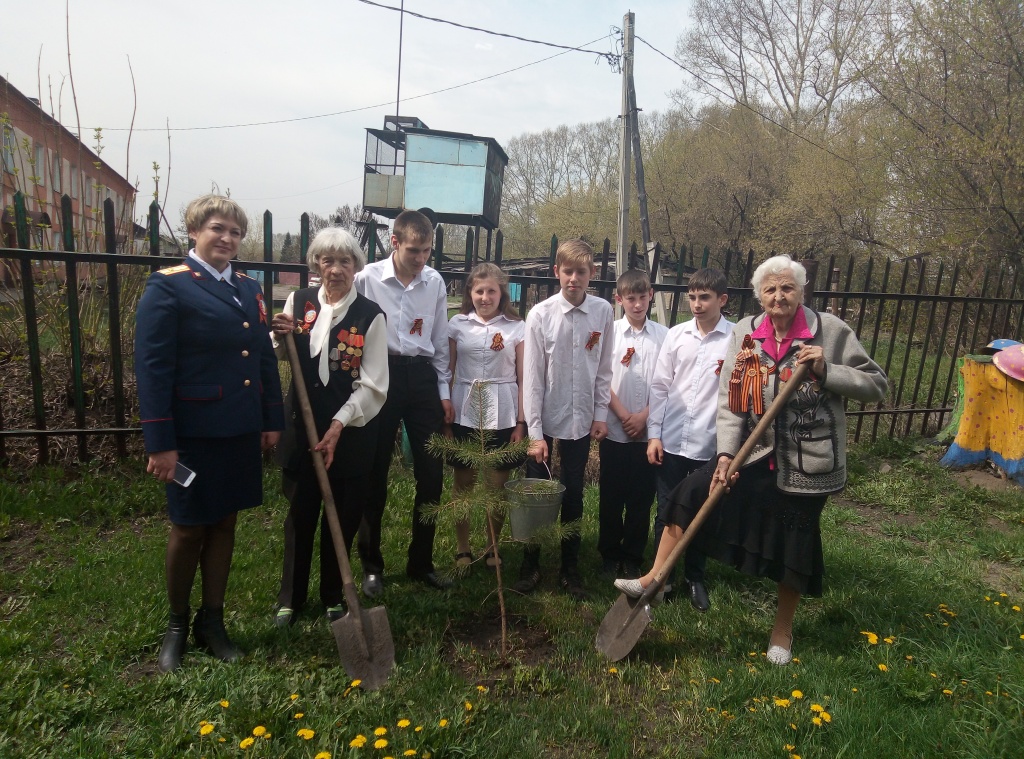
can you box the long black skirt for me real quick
[666,457,828,596]
[166,433,263,526]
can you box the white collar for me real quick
[189,249,233,282]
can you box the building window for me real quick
[86,179,94,206]
[70,166,78,198]
[1,126,15,174]
[52,154,62,192]
[34,145,46,188]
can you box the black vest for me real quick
[281,288,384,477]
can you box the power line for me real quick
[634,35,854,167]
[355,0,619,66]
[90,34,611,133]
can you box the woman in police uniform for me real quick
[270,227,387,626]
[135,194,284,673]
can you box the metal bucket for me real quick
[505,478,565,541]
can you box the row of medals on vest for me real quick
[298,304,364,379]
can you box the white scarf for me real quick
[308,286,357,385]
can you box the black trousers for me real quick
[357,360,444,577]
[523,433,591,571]
[597,439,657,567]
[653,452,708,583]
[277,455,364,610]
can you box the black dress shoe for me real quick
[411,571,453,590]
[193,607,242,663]
[362,573,383,598]
[560,570,589,601]
[688,580,710,612]
[157,610,190,673]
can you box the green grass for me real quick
[1,442,1023,757]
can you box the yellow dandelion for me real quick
[1012,606,1021,612]
[405,751,418,757]
[397,719,411,728]
[315,753,332,759]
[986,691,993,696]
[791,690,803,699]
[906,655,913,661]
[884,636,895,644]
[878,663,888,672]
[985,596,991,601]
[943,689,953,695]
[218,737,226,743]
[297,728,315,740]
[792,657,800,664]
[199,720,209,727]
[465,701,473,711]
[791,755,801,759]
[262,733,272,740]
[240,737,254,749]
[774,697,791,707]
[295,713,304,719]
[477,684,488,692]
[930,672,937,677]
[351,679,362,687]
[852,688,858,692]
[290,693,299,700]
[200,724,214,736]
[994,601,1001,606]
[860,631,879,645]
[350,734,367,748]
[415,725,423,732]
[1001,592,1008,597]
[375,726,388,736]
[343,688,352,697]
[789,723,797,730]
[785,744,795,751]
[220,699,230,708]
[252,726,267,737]
[374,739,389,749]
[709,677,721,684]
[608,667,618,674]
[439,719,449,728]
[822,712,832,723]
[812,716,822,726]
[810,703,824,713]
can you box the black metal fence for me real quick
[2,192,1021,466]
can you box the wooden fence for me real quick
[1,192,1021,465]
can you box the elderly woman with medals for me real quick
[270,228,388,627]
[628,255,887,666]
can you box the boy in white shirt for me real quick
[598,270,668,579]
[642,268,732,611]
[519,239,615,600]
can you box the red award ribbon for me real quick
[586,331,601,351]
[621,347,635,366]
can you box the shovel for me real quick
[596,362,811,661]
[283,330,395,690]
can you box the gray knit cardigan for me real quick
[715,306,888,495]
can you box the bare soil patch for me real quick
[954,468,1021,494]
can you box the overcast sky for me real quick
[4,1,691,232]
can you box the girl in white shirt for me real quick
[447,263,526,569]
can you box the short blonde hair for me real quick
[554,238,595,270]
[184,194,248,238]
[307,228,366,276]
[751,254,808,295]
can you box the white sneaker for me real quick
[613,578,645,598]
[766,634,793,666]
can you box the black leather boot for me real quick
[193,606,242,663]
[158,609,190,673]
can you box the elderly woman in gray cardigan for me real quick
[616,254,886,666]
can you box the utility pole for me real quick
[396,0,405,116]
[615,11,635,293]
[628,73,666,324]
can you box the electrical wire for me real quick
[634,35,854,166]
[91,34,613,132]
[355,0,619,65]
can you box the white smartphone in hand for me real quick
[173,462,196,487]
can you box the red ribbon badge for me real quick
[586,331,601,351]
[490,333,505,351]
[779,366,793,382]
[256,293,268,325]
[297,300,317,333]
[621,347,635,366]
[410,318,424,336]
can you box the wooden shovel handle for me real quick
[282,331,366,621]
[638,361,813,603]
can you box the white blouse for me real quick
[448,313,525,430]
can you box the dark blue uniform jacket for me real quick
[135,256,285,453]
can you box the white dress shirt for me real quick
[274,287,389,428]
[448,313,524,430]
[355,255,452,400]
[606,317,669,443]
[647,315,734,460]
[523,291,615,441]
[189,249,240,305]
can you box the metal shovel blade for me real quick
[595,594,653,662]
[331,606,395,691]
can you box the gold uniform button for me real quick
[242,321,250,328]
[241,350,249,357]
[244,380,251,387]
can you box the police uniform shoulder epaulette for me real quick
[158,264,191,276]
[236,271,254,280]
